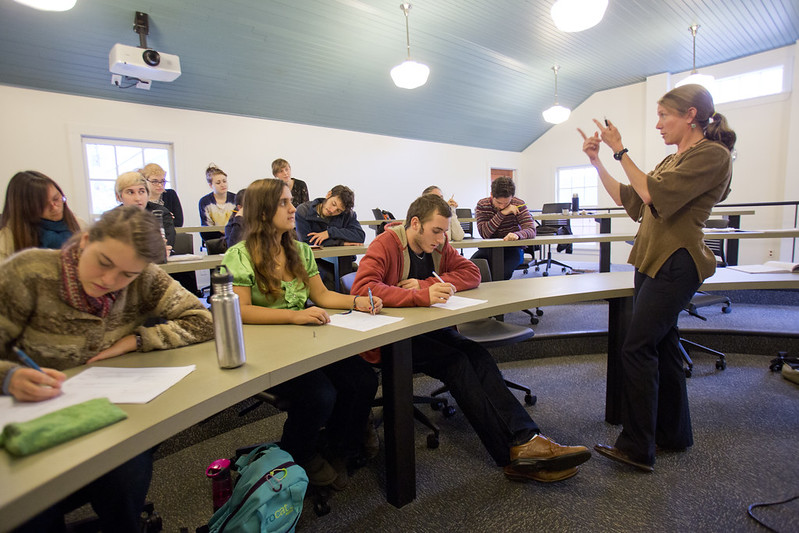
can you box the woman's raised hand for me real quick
[578,127,601,162]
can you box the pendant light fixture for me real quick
[675,24,716,91]
[390,3,430,89]
[551,0,608,33]
[13,0,76,11]
[542,65,571,125]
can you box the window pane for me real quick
[116,146,144,173]
[91,180,119,214]
[85,144,118,181]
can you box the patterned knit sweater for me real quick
[0,248,214,387]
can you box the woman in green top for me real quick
[578,84,736,472]
[222,178,382,489]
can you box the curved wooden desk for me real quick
[2,268,798,529]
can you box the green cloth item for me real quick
[1,397,127,457]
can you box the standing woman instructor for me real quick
[578,84,736,472]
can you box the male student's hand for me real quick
[503,232,520,241]
[398,278,421,290]
[428,282,455,306]
[308,231,330,246]
[501,204,520,216]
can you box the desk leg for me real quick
[382,339,416,507]
[598,218,611,272]
[606,296,632,425]
[726,215,741,266]
[491,248,504,282]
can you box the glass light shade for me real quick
[542,105,571,124]
[391,60,430,89]
[13,0,76,11]
[551,0,608,32]
[675,72,716,93]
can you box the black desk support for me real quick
[382,339,416,507]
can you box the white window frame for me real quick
[81,136,175,217]
[712,65,784,105]
[556,165,600,250]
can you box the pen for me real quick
[432,271,445,284]
[368,287,375,315]
[13,346,44,373]
[604,117,609,126]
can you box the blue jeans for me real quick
[471,246,524,280]
[614,249,701,466]
[409,328,538,466]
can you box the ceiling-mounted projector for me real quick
[109,43,181,82]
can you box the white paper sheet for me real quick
[0,365,196,427]
[432,295,487,310]
[328,312,404,332]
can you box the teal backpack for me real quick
[207,443,308,533]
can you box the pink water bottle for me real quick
[206,458,233,511]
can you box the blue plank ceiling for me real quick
[0,0,797,151]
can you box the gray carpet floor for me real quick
[148,352,799,533]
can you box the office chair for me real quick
[430,258,537,406]
[529,202,574,276]
[339,272,453,449]
[680,218,732,376]
[455,207,474,238]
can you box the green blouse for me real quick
[221,240,319,310]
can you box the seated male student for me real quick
[472,176,536,280]
[350,194,591,483]
[295,185,365,287]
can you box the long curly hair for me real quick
[1,170,81,252]
[243,179,309,301]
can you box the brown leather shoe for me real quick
[509,434,591,472]
[503,464,579,483]
[594,444,654,472]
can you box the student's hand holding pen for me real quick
[8,368,66,402]
[354,293,383,314]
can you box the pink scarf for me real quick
[60,242,119,317]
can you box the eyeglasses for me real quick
[49,195,66,206]
[147,179,167,185]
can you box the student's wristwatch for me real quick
[613,148,629,161]
[134,333,143,351]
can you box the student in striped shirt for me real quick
[471,177,535,280]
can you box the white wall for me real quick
[1,43,796,264]
[0,85,520,239]
[520,43,798,265]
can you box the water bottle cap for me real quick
[211,265,233,285]
[206,458,231,477]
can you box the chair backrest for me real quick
[371,208,395,236]
[339,271,358,294]
[539,202,572,230]
[470,257,492,282]
[704,218,728,266]
[173,233,194,255]
[455,207,473,238]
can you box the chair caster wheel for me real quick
[561,267,567,273]
[427,434,439,449]
[722,306,732,314]
[430,399,445,411]
[542,272,549,277]
[536,309,544,316]
[530,317,539,325]
[684,368,692,378]
[443,405,456,418]
[716,360,726,370]
[524,394,537,406]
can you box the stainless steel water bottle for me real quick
[210,266,246,368]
